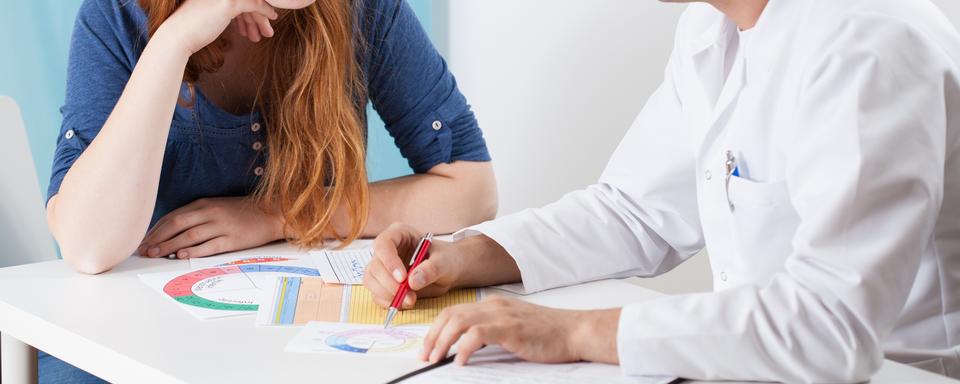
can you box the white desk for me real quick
[0,242,955,384]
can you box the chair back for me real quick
[0,96,58,267]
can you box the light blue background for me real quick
[0,0,434,196]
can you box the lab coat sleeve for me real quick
[616,18,947,383]
[457,55,705,294]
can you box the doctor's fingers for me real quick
[422,302,494,362]
[453,326,498,365]
[362,259,416,309]
[406,257,451,291]
[372,222,423,283]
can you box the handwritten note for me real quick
[312,249,373,285]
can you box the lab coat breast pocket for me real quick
[727,176,800,281]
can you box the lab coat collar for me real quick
[742,0,805,75]
[683,0,803,94]
[683,11,733,59]
[684,0,803,156]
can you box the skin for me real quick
[47,0,498,275]
[363,0,769,366]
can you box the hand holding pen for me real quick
[383,232,434,328]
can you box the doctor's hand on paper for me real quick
[136,197,285,259]
[420,296,622,366]
[363,223,521,309]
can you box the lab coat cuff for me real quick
[616,300,675,377]
[454,223,543,295]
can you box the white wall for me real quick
[446,1,960,294]
[448,1,683,217]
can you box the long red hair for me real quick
[140,0,369,247]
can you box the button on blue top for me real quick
[50,0,491,226]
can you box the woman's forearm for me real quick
[48,32,191,274]
[347,161,498,238]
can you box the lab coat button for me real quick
[720,271,728,282]
[65,130,75,139]
[705,170,713,181]
[432,120,443,130]
[251,123,261,132]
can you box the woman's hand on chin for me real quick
[234,0,316,43]
[136,197,286,259]
[155,0,278,55]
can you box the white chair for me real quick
[0,96,58,268]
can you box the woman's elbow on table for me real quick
[57,236,131,275]
[62,250,121,275]
[47,196,132,275]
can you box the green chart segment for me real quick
[163,261,320,311]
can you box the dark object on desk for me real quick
[386,353,456,383]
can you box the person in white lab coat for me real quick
[362,0,960,381]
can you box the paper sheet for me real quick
[286,322,429,358]
[139,257,321,320]
[399,346,676,384]
[311,248,373,285]
[256,276,484,326]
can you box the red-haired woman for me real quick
[43,0,495,381]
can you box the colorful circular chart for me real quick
[162,258,320,312]
[324,328,422,354]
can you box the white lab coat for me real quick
[458,0,960,382]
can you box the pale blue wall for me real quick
[0,0,433,196]
[0,2,82,196]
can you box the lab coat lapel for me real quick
[694,0,800,159]
[684,19,744,158]
[679,16,732,126]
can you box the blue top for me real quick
[50,0,490,225]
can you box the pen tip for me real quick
[383,308,397,329]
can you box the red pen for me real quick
[383,232,433,328]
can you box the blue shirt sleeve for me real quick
[49,0,144,202]
[362,0,491,174]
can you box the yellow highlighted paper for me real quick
[346,286,483,325]
[256,276,483,326]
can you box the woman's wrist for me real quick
[147,26,194,63]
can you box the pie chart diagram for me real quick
[324,328,422,354]
[162,257,320,312]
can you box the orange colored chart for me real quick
[258,277,483,326]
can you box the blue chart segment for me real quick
[275,277,302,324]
[239,264,320,276]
